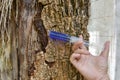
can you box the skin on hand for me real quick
[70,36,110,80]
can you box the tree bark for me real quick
[0,0,89,80]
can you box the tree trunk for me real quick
[0,0,89,80]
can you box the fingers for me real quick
[70,53,81,63]
[74,49,90,55]
[72,35,87,51]
[100,41,110,58]
[79,35,87,50]
[72,41,83,51]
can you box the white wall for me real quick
[88,0,116,80]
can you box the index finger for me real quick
[72,35,87,51]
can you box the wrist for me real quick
[84,74,110,80]
[98,74,110,80]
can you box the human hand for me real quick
[70,36,110,80]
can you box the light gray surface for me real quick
[115,0,120,79]
[88,0,116,80]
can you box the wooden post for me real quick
[0,0,89,80]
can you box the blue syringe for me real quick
[49,31,89,47]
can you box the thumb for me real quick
[100,41,110,58]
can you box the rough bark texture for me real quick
[0,0,89,80]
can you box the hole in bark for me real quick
[45,60,55,68]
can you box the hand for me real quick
[70,36,110,80]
